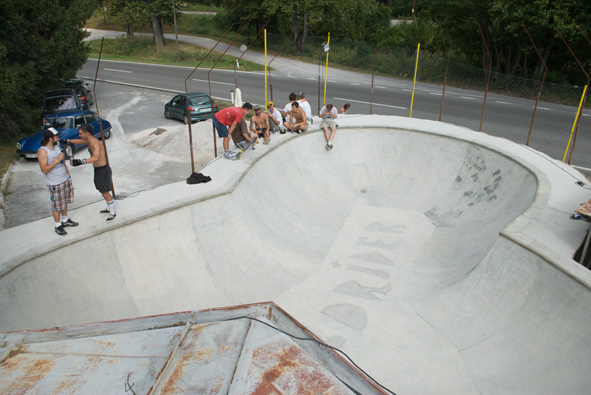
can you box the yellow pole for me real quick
[410,43,420,118]
[264,29,268,107]
[563,84,587,162]
[323,33,331,107]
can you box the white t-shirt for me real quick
[283,102,293,119]
[269,109,283,127]
[319,106,338,121]
[298,100,312,119]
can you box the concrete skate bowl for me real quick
[2,126,591,394]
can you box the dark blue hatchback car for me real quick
[16,110,111,159]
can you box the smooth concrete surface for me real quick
[1,115,591,394]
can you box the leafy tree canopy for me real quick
[0,0,96,140]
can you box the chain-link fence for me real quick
[262,33,590,171]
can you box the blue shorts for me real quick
[212,117,229,138]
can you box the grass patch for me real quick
[87,37,264,71]
[0,141,18,184]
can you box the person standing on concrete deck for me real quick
[212,102,253,156]
[319,103,338,149]
[62,124,116,222]
[37,127,78,235]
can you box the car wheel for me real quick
[165,108,171,119]
[183,114,188,125]
[64,143,75,160]
[103,127,111,140]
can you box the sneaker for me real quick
[55,225,67,236]
[62,219,79,227]
[263,138,271,145]
[99,209,109,214]
[326,143,331,149]
[106,214,117,222]
[294,129,301,134]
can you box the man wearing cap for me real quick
[249,105,272,144]
[37,127,78,235]
[267,101,285,134]
[297,92,312,122]
[213,102,253,156]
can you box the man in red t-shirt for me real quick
[213,102,253,154]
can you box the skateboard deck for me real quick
[226,137,258,160]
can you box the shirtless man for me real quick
[63,124,116,222]
[285,101,308,134]
[249,105,271,144]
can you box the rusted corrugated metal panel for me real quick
[153,320,250,394]
[229,321,358,395]
[0,327,183,394]
[0,302,391,394]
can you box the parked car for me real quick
[16,110,111,159]
[164,92,218,124]
[65,77,94,106]
[69,84,94,109]
[43,89,83,114]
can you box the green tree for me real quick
[0,0,96,141]
[105,0,147,36]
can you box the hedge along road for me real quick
[83,28,591,173]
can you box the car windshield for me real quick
[190,96,210,106]
[45,117,74,129]
[45,96,77,112]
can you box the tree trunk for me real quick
[302,9,309,51]
[126,24,134,37]
[292,4,302,53]
[152,15,165,52]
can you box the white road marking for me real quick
[496,101,513,105]
[461,96,476,100]
[333,97,407,110]
[192,78,234,86]
[104,68,132,73]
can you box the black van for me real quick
[43,89,83,114]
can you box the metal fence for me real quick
[262,33,590,171]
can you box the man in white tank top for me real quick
[37,127,78,236]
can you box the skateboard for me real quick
[226,137,258,160]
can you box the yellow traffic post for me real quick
[323,33,331,107]
[563,84,588,162]
[264,29,268,107]
[410,43,420,118]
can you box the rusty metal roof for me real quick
[0,302,390,394]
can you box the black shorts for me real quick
[256,128,267,137]
[94,164,113,193]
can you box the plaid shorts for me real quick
[49,177,74,212]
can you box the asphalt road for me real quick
[80,40,591,172]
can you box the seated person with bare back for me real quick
[62,124,117,222]
[285,101,308,134]
[231,118,257,149]
[249,105,271,144]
